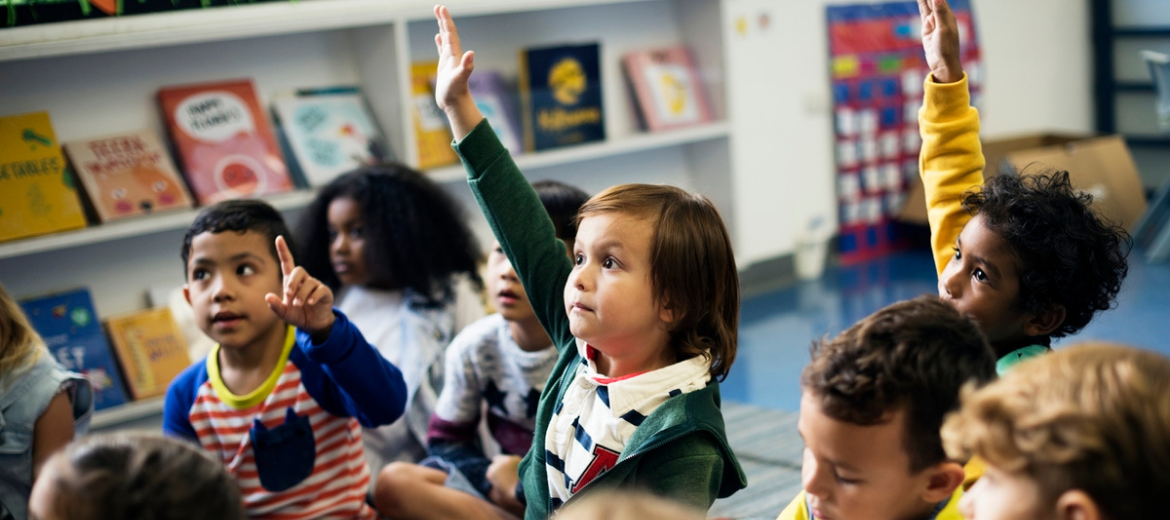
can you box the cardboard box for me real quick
[899,133,1148,230]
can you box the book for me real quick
[519,43,605,151]
[63,131,194,223]
[411,62,459,169]
[158,79,293,205]
[0,111,88,243]
[468,71,524,155]
[623,46,714,131]
[19,288,128,410]
[271,87,389,187]
[104,307,191,400]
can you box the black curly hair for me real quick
[296,164,482,306]
[962,170,1131,338]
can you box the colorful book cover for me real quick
[63,131,194,223]
[411,62,459,169]
[19,288,128,410]
[519,43,605,151]
[271,87,388,187]
[468,71,524,155]
[0,111,87,243]
[104,307,191,400]
[158,79,293,205]
[623,46,714,131]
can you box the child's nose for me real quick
[941,265,963,298]
[211,276,236,302]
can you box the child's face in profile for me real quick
[488,239,537,325]
[939,214,1028,344]
[184,230,284,350]
[564,211,670,360]
[797,392,950,520]
[327,197,370,287]
[958,463,1048,520]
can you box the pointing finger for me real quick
[275,235,295,278]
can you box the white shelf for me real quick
[91,397,165,429]
[0,0,652,62]
[428,122,733,181]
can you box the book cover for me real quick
[271,87,388,187]
[0,111,88,243]
[411,62,459,169]
[158,79,293,205]
[468,71,524,155]
[63,131,194,223]
[19,288,128,410]
[623,46,713,131]
[519,43,605,151]
[104,307,191,400]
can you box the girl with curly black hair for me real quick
[296,164,485,470]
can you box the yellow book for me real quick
[105,307,192,400]
[411,61,459,169]
[0,111,87,243]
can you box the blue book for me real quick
[519,43,605,151]
[20,288,128,411]
[271,87,389,187]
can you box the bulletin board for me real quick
[827,0,981,264]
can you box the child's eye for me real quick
[327,228,339,242]
[602,257,617,269]
[575,254,585,266]
[835,473,861,485]
[349,227,363,240]
[495,246,504,254]
[192,269,209,281]
[952,247,961,260]
[973,268,988,282]
[238,264,257,276]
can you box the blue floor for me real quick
[723,246,1170,412]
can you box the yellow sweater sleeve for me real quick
[918,73,984,276]
[777,491,810,520]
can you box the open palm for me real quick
[917,0,962,83]
[433,5,475,112]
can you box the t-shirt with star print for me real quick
[427,313,557,457]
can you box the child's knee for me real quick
[374,462,419,514]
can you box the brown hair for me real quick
[0,281,43,378]
[578,184,738,380]
[802,295,996,472]
[942,343,1170,520]
[42,433,244,520]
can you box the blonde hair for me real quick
[555,490,705,520]
[941,343,1170,519]
[0,281,43,378]
[578,184,738,380]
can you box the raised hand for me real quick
[917,0,963,84]
[433,4,484,140]
[265,235,335,339]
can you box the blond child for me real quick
[0,282,92,520]
[28,433,244,520]
[431,6,746,517]
[942,343,1170,520]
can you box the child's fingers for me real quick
[934,0,950,16]
[304,283,327,307]
[916,0,932,17]
[284,267,308,306]
[435,33,443,57]
[275,236,295,278]
[266,293,287,319]
[436,6,463,58]
[292,275,319,309]
[460,50,475,77]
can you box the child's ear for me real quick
[921,461,965,504]
[1023,305,1066,337]
[1055,490,1101,520]
[183,285,192,305]
[658,300,678,326]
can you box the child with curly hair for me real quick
[296,165,485,469]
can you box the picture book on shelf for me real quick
[271,87,389,187]
[519,42,605,151]
[468,71,524,155]
[64,131,194,223]
[623,46,714,131]
[0,111,88,243]
[20,288,128,410]
[104,307,191,400]
[158,79,293,205]
[411,62,459,169]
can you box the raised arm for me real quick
[917,0,985,275]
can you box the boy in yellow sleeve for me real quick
[917,0,1129,374]
[777,296,996,520]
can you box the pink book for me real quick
[623,46,714,132]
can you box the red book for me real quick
[158,79,292,205]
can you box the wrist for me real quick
[309,314,335,344]
[931,62,964,84]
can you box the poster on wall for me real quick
[827,0,981,264]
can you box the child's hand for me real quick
[265,236,335,341]
[433,5,484,140]
[917,0,963,84]
[486,455,525,514]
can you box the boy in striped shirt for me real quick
[163,200,408,519]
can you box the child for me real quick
[296,165,485,469]
[433,6,746,517]
[942,342,1170,520]
[374,180,590,520]
[917,0,1130,373]
[0,282,92,520]
[28,433,245,520]
[777,296,997,520]
[163,199,408,520]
